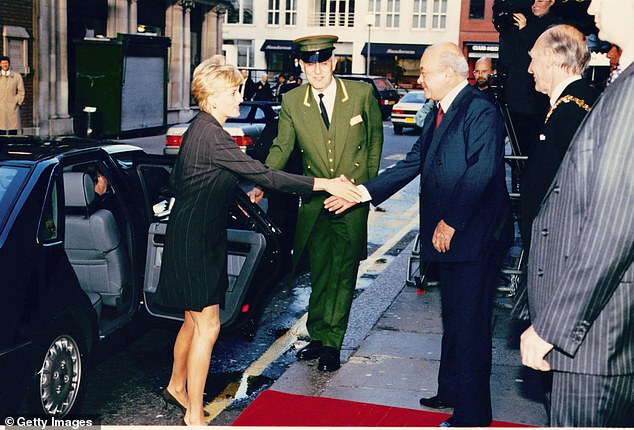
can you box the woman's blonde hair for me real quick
[191,58,243,113]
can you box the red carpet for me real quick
[232,389,531,427]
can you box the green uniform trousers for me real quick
[306,211,360,349]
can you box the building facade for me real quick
[1,0,225,136]
[458,0,499,83]
[222,0,461,89]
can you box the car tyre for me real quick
[393,124,403,135]
[33,323,88,418]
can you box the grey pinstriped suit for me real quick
[527,63,634,426]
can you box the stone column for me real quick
[165,1,194,124]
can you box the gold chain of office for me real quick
[545,95,591,124]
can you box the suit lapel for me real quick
[421,86,473,182]
[332,78,353,172]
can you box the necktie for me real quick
[435,105,444,129]
[607,65,621,87]
[318,93,330,129]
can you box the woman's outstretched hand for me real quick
[314,175,361,203]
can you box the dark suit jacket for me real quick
[520,78,599,249]
[365,84,512,262]
[527,63,634,375]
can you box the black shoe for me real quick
[419,395,453,409]
[317,346,341,371]
[162,388,210,417]
[296,340,323,361]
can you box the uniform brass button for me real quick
[329,158,333,163]
[357,146,361,150]
[327,140,332,144]
[351,178,356,184]
[330,168,334,172]
[300,149,304,153]
[307,165,311,169]
[354,162,360,167]
[328,148,332,153]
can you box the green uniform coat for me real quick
[266,77,383,268]
[265,77,383,348]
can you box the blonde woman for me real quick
[154,61,360,426]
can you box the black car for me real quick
[336,75,400,120]
[0,136,288,418]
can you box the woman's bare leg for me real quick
[165,311,194,407]
[184,305,220,426]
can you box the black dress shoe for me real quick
[419,395,453,409]
[317,346,341,371]
[296,340,323,361]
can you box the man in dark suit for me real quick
[495,0,558,191]
[326,42,512,427]
[239,69,256,101]
[253,73,273,101]
[253,35,383,372]
[520,0,634,426]
[520,24,599,251]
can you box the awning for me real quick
[260,39,295,52]
[465,42,499,58]
[361,43,427,59]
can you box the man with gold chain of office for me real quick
[251,35,383,371]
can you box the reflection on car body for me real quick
[0,135,288,419]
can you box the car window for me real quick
[0,165,29,232]
[373,78,395,91]
[38,176,60,243]
[401,92,426,103]
[253,107,266,121]
[238,104,251,120]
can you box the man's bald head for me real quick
[474,57,495,88]
[418,43,469,101]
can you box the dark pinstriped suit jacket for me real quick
[527,63,634,375]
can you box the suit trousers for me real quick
[436,239,508,426]
[306,211,359,349]
[550,371,634,426]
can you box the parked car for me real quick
[0,135,289,419]
[336,75,400,120]
[390,90,427,135]
[164,100,280,156]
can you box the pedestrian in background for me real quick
[153,60,361,426]
[472,57,496,98]
[520,0,634,425]
[239,69,256,101]
[252,34,383,372]
[326,42,512,426]
[520,24,599,252]
[253,73,273,101]
[0,56,25,135]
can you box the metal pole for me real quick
[367,24,371,76]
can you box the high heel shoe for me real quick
[162,388,210,417]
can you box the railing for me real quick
[307,12,355,27]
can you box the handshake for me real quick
[248,174,362,214]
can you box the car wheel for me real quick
[393,124,403,135]
[37,329,86,417]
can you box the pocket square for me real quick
[350,114,363,126]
